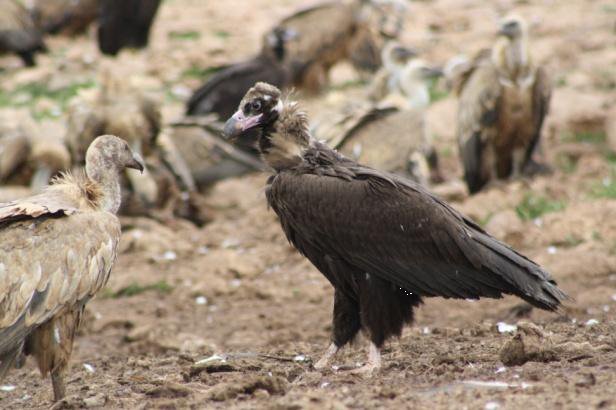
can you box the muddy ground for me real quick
[1,0,616,408]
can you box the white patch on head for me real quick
[273,99,284,114]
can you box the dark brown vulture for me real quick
[272,0,406,91]
[223,82,567,373]
[0,135,143,401]
[27,0,98,35]
[457,15,551,194]
[185,27,295,122]
[0,0,46,66]
[97,0,161,55]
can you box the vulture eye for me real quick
[251,100,262,112]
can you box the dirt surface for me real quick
[1,0,616,409]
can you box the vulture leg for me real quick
[25,310,81,401]
[355,274,420,374]
[350,342,381,375]
[314,343,339,370]
[30,165,52,193]
[51,369,66,402]
[510,147,526,179]
[314,289,361,370]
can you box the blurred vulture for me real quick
[271,0,406,92]
[27,0,98,35]
[0,0,46,66]
[368,42,417,102]
[0,135,143,402]
[223,82,567,373]
[66,76,208,224]
[0,124,70,192]
[457,16,551,193]
[98,0,161,55]
[170,122,266,191]
[316,58,443,185]
[186,27,295,121]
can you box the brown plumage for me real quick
[315,57,443,185]
[457,16,551,193]
[271,0,361,92]
[0,0,46,66]
[0,125,70,191]
[0,135,144,402]
[28,0,98,35]
[273,0,406,92]
[223,82,567,374]
[97,0,161,55]
[66,76,207,224]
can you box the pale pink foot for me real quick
[350,342,381,376]
[313,343,339,370]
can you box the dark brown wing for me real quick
[0,0,45,66]
[98,0,161,55]
[268,168,566,310]
[186,57,289,119]
[456,55,501,193]
[524,66,551,164]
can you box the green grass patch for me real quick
[561,130,607,144]
[0,79,96,120]
[180,64,225,80]
[168,30,201,41]
[428,77,449,103]
[103,280,174,299]
[551,234,584,248]
[591,174,616,199]
[515,193,566,221]
[555,153,578,174]
[328,79,368,92]
[213,30,230,39]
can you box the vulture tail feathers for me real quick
[472,231,569,311]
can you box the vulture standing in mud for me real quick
[0,135,144,401]
[186,27,295,121]
[98,0,161,55]
[457,16,551,194]
[224,83,567,373]
[0,0,46,66]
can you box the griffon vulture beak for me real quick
[127,152,145,173]
[223,110,263,140]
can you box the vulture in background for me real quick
[97,0,161,55]
[0,0,46,66]
[223,83,567,373]
[186,27,296,122]
[368,42,418,102]
[0,124,70,192]
[315,57,443,185]
[457,15,551,194]
[66,75,208,225]
[271,0,405,92]
[0,135,144,401]
[27,0,98,35]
